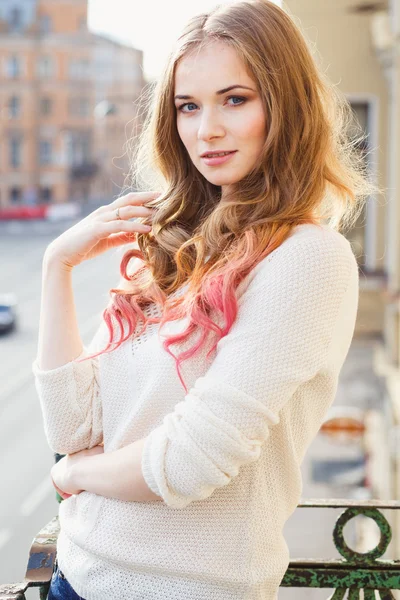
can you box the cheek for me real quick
[238,109,266,146]
[177,119,195,155]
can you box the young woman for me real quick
[33,1,376,598]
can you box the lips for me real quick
[201,150,236,158]
[201,151,237,166]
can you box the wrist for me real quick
[68,459,86,494]
[69,449,103,493]
[43,244,74,274]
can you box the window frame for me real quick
[345,93,379,273]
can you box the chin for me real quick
[200,172,243,187]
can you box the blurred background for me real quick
[0,0,399,598]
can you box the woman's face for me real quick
[174,41,266,193]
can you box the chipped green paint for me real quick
[281,566,400,587]
[0,499,399,599]
[334,507,391,563]
[281,500,400,597]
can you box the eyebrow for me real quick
[174,85,256,101]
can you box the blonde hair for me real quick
[85,0,379,391]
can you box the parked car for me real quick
[0,293,17,333]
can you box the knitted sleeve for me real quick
[141,231,359,508]
[32,321,105,454]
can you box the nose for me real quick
[197,108,225,142]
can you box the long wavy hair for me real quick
[81,0,379,392]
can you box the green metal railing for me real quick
[1,499,399,599]
[281,499,400,599]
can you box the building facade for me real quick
[0,0,144,207]
[287,0,400,558]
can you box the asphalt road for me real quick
[0,221,120,596]
[0,219,379,599]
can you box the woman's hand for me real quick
[50,445,105,499]
[44,191,160,271]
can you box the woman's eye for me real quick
[227,96,246,105]
[177,102,198,113]
[177,96,246,113]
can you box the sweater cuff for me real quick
[141,428,164,499]
[141,421,198,509]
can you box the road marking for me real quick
[0,528,13,552]
[20,474,54,517]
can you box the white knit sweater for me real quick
[32,223,359,600]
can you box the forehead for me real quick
[174,41,254,93]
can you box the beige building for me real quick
[286,0,400,557]
[0,0,144,207]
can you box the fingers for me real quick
[102,204,154,223]
[51,475,72,500]
[106,233,137,248]
[99,220,152,236]
[113,191,161,209]
[95,191,160,223]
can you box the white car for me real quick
[0,293,17,333]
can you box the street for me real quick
[0,222,119,598]
[0,222,386,599]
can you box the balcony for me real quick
[1,498,399,599]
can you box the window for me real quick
[346,101,371,268]
[37,56,54,78]
[39,140,52,165]
[9,187,22,203]
[9,96,20,118]
[349,103,369,146]
[40,97,52,116]
[68,59,90,79]
[6,55,21,78]
[9,137,22,167]
[40,187,52,203]
[9,7,23,32]
[64,130,91,165]
[39,14,52,34]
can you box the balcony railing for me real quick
[1,498,399,599]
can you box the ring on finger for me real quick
[115,207,121,220]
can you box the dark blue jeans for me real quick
[47,560,86,600]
